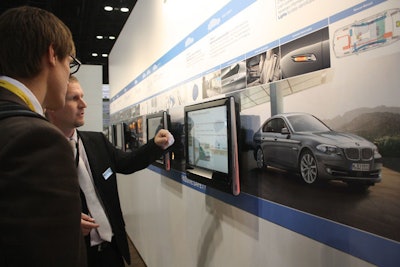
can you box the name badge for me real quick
[102,167,113,180]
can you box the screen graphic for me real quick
[185,97,240,196]
[187,105,228,174]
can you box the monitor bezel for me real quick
[184,96,240,195]
[108,125,115,145]
[114,122,125,150]
[145,111,171,171]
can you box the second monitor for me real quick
[184,96,240,196]
[146,111,171,171]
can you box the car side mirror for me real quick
[281,127,290,135]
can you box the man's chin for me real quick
[74,122,85,128]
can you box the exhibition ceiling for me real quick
[0,0,137,84]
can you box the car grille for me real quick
[344,148,373,160]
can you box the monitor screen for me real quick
[146,111,171,171]
[187,105,228,174]
[125,116,145,151]
[147,116,165,140]
[115,123,124,150]
[184,96,240,195]
[107,125,114,144]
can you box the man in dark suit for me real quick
[0,6,86,267]
[46,76,174,267]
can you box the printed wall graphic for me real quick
[246,47,281,87]
[110,0,400,255]
[333,8,400,57]
[220,60,247,93]
[252,112,382,187]
[202,69,222,98]
[280,27,331,78]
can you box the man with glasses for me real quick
[0,6,86,266]
[70,55,82,75]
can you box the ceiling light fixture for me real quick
[92,53,98,57]
[104,6,113,11]
[96,35,103,39]
[102,54,108,58]
[109,36,116,40]
[120,7,129,12]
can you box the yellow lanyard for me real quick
[0,79,36,112]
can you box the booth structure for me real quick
[107,1,400,266]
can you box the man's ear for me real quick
[47,45,57,67]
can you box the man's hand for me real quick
[81,213,99,236]
[154,129,174,150]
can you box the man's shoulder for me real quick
[1,114,64,140]
[0,110,48,131]
[78,130,104,138]
[78,130,107,145]
[0,114,71,160]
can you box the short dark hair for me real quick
[0,6,75,78]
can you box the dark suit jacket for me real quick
[78,130,164,264]
[0,88,87,266]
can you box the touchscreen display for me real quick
[147,116,164,139]
[115,123,123,149]
[187,105,228,174]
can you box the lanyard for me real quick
[0,79,36,112]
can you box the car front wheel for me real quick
[299,150,318,184]
[256,148,265,169]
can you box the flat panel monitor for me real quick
[125,116,145,151]
[184,96,240,195]
[107,125,114,144]
[115,122,125,150]
[146,111,171,171]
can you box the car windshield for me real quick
[287,114,330,132]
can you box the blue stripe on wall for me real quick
[148,164,400,267]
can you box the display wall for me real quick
[109,0,400,266]
[75,64,103,132]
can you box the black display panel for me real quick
[108,125,115,145]
[115,122,125,150]
[146,111,171,171]
[125,116,145,151]
[184,96,240,195]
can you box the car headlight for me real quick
[372,144,380,156]
[316,144,339,154]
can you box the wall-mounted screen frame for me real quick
[184,96,240,195]
[106,125,113,144]
[114,122,125,150]
[124,116,145,151]
[146,111,171,171]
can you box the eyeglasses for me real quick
[70,55,82,75]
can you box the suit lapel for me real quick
[77,131,99,182]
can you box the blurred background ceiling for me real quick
[0,0,137,84]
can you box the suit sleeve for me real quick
[101,133,165,174]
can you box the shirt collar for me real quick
[69,129,78,142]
[0,76,44,116]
